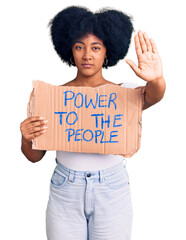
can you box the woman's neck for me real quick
[73,71,107,87]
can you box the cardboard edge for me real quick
[32,79,125,90]
[29,80,39,149]
[122,87,144,158]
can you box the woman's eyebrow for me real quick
[75,41,103,46]
[92,42,102,46]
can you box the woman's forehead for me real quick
[77,33,104,44]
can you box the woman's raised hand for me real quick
[20,116,48,143]
[125,31,163,82]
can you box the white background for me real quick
[1,0,186,239]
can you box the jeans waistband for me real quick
[55,158,126,183]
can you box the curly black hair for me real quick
[48,6,134,68]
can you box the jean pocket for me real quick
[104,168,129,189]
[51,169,67,188]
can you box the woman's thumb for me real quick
[125,59,140,75]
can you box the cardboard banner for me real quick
[27,80,144,157]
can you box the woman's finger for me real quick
[138,31,147,53]
[23,116,44,124]
[22,116,44,128]
[26,119,48,130]
[134,34,142,56]
[20,116,48,141]
[27,124,48,134]
[150,38,158,53]
[143,32,152,52]
[26,129,47,141]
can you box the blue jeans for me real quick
[46,158,133,240]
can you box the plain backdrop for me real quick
[1,0,186,239]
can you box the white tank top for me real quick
[56,82,139,171]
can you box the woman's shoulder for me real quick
[60,80,75,86]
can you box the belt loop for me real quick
[123,158,127,167]
[99,170,104,183]
[69,170,75,183]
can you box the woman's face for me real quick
[72,34,107,78]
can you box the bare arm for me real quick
[21,136,46,163]
[20,116,48,163]
[143,76,166,109]
[125,31,166,110]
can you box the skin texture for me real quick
[125,31,165,109]
[20,31,166,162]
[71,34,107,86]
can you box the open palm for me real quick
[126,31,163,82]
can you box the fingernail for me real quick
[43,120,48,123]
[40,117,44,120]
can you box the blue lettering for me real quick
[113,114,123,127]
[66,111,78,125]
[85,93,98,109]
[100,131,109,143]
[75,129,83,141]
[63,91,117,110]
[95,130,102,143]
[82,129,93,142]
[98,95,107,107]
[65,128,75,142]
[74,93,83,108]
[91,113,104,128]
[63,91,75,106]
[54,112,67,125]
[108,93,117,110]
[64,129,119,143]
[101,115,110,129]
[109,131,118,143]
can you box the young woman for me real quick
[20,6,166,240]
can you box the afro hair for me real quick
[48,6,134,68]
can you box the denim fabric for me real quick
[46,158,133,240]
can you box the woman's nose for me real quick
[83,56,92,61]
[82,49,92,60]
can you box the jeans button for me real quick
[87,173,91,177]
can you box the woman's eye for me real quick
[93,47,100,50]
[75,46,83,50]
[75,46,100,50]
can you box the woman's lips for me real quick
[82,64,94,68]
